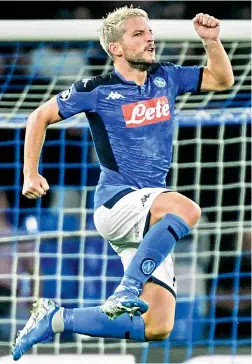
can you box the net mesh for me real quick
[0,40,251,118]
[0,39,251,363]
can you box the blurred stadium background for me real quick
[0,1,251,363]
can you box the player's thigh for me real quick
[93,187,169,244]
[149,191,201,228]
[140,281,176,340]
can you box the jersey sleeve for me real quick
[165,63,204,96]
[56,78,98,119]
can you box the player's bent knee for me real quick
[188,202,201,226]
[151,199,201,228]
[145,323,174,341]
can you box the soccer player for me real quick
[12,6,234,361]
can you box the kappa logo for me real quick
[122,96,170,128]
[59,85,73,101]
[154,77,166,88]
[106,91,125,100]
[141,259,156,275]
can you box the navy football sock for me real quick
[124,213,190,288]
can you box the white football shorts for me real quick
[93,187,177,298]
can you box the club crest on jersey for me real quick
[122,96,170,128]
[154,77,166,87]
[59,85,73,101]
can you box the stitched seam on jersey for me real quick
[76,86,98,114]
[77,85,101,114]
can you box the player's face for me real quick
[120,16,156,71]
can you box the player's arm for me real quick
[23,78,98,199]
[22,96,62,199]
[193,13,234,91]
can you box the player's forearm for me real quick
[23,110,48,176]
[203,39,234,89]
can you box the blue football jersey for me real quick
[57,62,203,209]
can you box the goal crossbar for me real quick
[0,19,251,41]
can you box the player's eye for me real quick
[134,32,142,36]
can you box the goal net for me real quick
[0,19,251,363]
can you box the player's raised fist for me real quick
[193,13,220,41]
[22,173,49,199]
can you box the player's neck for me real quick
[114,62,147,86]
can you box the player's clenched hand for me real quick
[193,13,220,41]
[22,173,49,199]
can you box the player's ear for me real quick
[108,42,123,57]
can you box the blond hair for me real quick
[100,5,149,58]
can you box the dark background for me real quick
[0,0,251,20]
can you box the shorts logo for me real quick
[59,85,73,101]
[141,259,156,275]
[141,193,150,207]
[134,222,140,239]
[122,96,170,128]
[154,77,166,87]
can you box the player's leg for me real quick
[12,282,175,361]
[119,245,177,340]
[149,191,201,227]
[141,281,175,341]
[124,191,201,286]
[61,279,176,342]
[11,298,144,361]
[12,190,177,360]
[60,246,177,343]
[101,189,200,318]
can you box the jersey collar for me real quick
[113,68,146,85]
[113,63,161,85]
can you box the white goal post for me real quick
[0,19,251,41]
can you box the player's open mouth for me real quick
[146,47,155,54]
